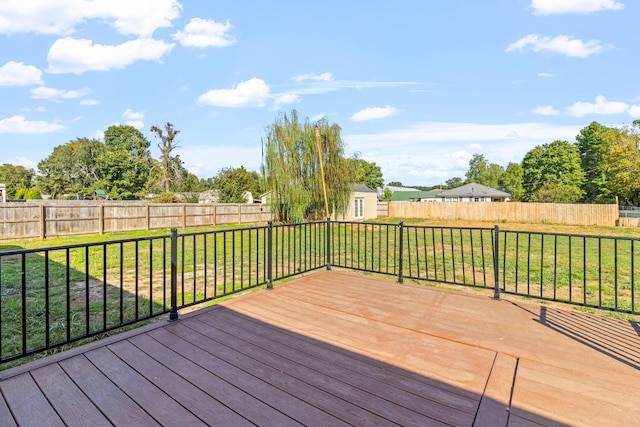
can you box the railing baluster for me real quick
[493,225,500,300]
[169,228,179,321]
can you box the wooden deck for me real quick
[1,270,639,426]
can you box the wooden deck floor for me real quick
[1,270,640,426]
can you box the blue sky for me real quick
[0,0,637,186]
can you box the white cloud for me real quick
[122,109,144,128]
[197,78,271,108]
[12,156,38,169]
[47,37,174,74]
[89,129,105,140]
[173,18,235,48]
[0,0,182,37]
[628,105,640,118]
[70,116,84,123]
[565,95,629,116]
[293,72,334,83]
[0,61,43,86]
[123,108,144,120]
[531,105,560,116]
[350,106,397,122]
[343,121,584,185]
[31,86,92,101]
[80,99,99,106]
[537,72,554,77]
[274,93,300,107]
[529,0,624,15]
[126,120,145,129]
[469,143,483,151]
[0,115,66,133]
[506,34,610,58]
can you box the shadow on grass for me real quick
[0,241,168,369]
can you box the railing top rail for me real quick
[0,233,172,256]
[180,224,269,238]
[500,228,640,242]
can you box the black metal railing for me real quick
[2,219,639,364]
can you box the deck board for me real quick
[1,270,640,426]
[31,363,112,427]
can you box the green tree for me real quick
[521,140,585,202]
[603,128,640,206]
[465,153,504,188]
[0,164,35,198]
[501,162,524,200]
[150,122,182,193]
[213,166,263,203]
[353,158,384,190]
[529,182,583,203]
[482,163,504,189]
[465,153,487,183]
[444,177,463,189]
[99,125,152,199]
[576,121,620,203]
[36,142,77,199]
[262,110,355,223]
[387,181,403,187]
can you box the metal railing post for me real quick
[398,221,404,284]
[168,228,179,321]
[493,225,501,300]
[267,221,273,289]
[325,218,332,270]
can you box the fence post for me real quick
[39,204,46,239]
[168,228,179,321]
[267,221,273,289]
[325,218,332,271]
[493,225,501,300]
[98,205,104,234]
[397,221,404,284]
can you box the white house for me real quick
[436,183,510,202]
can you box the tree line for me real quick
[438,121,640,205]
[1,123,263,203]
[3,114,634,222]
[0,114,381,218]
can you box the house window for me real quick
[354,198,364,219]
[474,197,480,202]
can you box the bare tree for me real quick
[150,122,182,193]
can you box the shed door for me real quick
[354,198,364,219]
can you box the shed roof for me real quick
[352,184,377,193]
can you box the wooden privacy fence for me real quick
[381,201,619,227]
[0,203,273,240]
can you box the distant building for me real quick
[436,183,510,202]
[389,189,442,202]
[335,184,378,221]
[93,189,108,200]
[385,185,420,193]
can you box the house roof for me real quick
[385,185,420,192]
[390,190,441,201]
[438,183,510,198]
[352,184,377,193]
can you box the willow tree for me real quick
[263,110,355,223]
